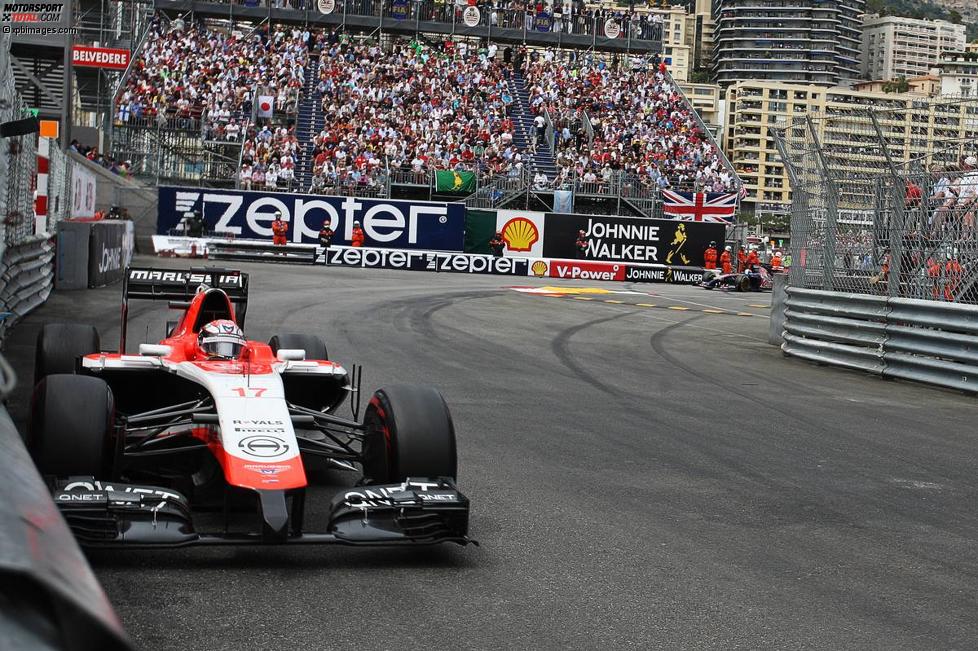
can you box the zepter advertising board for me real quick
[157,187,466,251]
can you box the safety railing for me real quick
[781,286,978,393]
[161,0,664,45]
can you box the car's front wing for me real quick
[52,477,473,548]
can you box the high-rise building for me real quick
[862,14,966,81]
[723,80,977,213]
[939,51,978,97]
[712,0,864,88]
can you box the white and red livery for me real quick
[29,267,471,548]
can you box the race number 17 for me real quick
[231,387,267,397]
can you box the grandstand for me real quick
[110,5,739,218]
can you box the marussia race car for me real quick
[699,264,774,292]
[28,267,471,548]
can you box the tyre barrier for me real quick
[782,287,978,392]
[0,352,132,650]
[0,237,55,343]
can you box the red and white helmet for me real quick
[198,320,245,359]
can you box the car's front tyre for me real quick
[29,374,115,477]
[361,384,457,485]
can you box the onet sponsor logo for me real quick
[2,2,63,22]
[343,480,456,508]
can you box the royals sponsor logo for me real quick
[158,187,465,252]
[530,260,548,278]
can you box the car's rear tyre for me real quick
[268,333,328,361]
[29,374,114,477]
[34,323,99,386]
[362,384,457,485]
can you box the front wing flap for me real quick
[52,477,472,548]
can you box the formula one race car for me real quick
[699,264,774,292]
[28,267,471,548]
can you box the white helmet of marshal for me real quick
[198,319,246,359]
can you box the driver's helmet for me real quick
[198,320,246,359]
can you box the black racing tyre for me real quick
[268,333,328,361]
[737,275,751,293]
[362,384,457,485]
[34,323,100,386]
[29,374,114,477]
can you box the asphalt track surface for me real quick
[7,257,978,650]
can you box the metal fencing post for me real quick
[868,108,906,300]
[806,115,837,291]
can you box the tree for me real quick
[948,10,962,24]
[882,76,910,94]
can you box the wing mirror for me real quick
[139,344,172,357]
[276,348,305,361]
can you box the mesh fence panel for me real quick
[775,97,978,304]
[0,30,38,247]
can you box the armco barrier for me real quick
[782,287,978,392]
[0,353,131,649]
[209,239,318,265]
[0,237,54,342]
[883,299,978,391]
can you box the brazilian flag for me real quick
[435,170,476,193]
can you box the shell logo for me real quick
[531,260,548,278]
[501,217,540,252]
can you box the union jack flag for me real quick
[661,191,738,223]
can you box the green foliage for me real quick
[882,76,911,93]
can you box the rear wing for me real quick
[120,267,249,352]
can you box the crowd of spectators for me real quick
[116,18,310,145]
[523,49,736,193]
[240,124,301,191]
[307,39,524,193]
[117,17,729,200]
[926,156,978,239]
[69,140,133,178]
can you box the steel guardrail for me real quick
[782,286,978,393]
[0,238,55,344]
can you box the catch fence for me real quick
[774,96,978,305]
